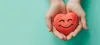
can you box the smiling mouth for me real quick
[59,24,73,28]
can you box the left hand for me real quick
[46,0,67,40]
[65,0,88,40]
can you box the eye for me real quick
[67,19,72,22]
[59,19,65,22]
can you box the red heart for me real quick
[54,13,78,35]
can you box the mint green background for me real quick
[0,0,100,45]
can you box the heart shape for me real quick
[53,13,78,35]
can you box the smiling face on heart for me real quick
[54,13,78,35]
[59,18,73,28]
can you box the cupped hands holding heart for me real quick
[46,0,88,41]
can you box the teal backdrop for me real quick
[0,0,100,45]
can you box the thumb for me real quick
[61,7,66,14]
[66,7,71,13]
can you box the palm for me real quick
[46,2,67,40]
[65,1,88,40]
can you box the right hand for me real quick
[46,0,67,40]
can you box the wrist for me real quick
[50,0,63,4]
[68,0,81,4]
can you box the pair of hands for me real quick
[46,0,88,41]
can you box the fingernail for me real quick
[85,27,88,30]
[73,32,76,37]
[86,27,88,30]
[67,36,70,41]
[49,29,52,32]
[49,30,52,32]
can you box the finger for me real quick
[61,5,66,14]
[62,33,67,40]
[52,26,65,40]
[46,16,52,32]
[81,15,88,30]
[46,6,60,32]
[66,32,73,40]
[60,2,66,14]
[72,21,82,37]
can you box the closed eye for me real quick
[59,19,65,22]
[67,19,72,22]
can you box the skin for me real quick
[46,0,88,41]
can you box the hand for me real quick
[66,0,88,40]
[46,0,68,40]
